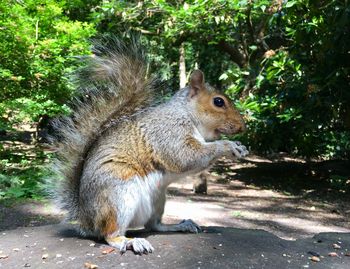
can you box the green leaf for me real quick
[285,1,297,8]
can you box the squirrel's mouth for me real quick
[216,125,245,136]
[215,128,235,136]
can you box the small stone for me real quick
[42,253,49,259]
[328,252,339,257]
[24,263,31,267]
[89,243,96,247]
[0,254,9,259]
[310,256,320,262]
[345,252,350,256]
[13,248,20,252]
[101,247,115,255]
[59,238,64,242]
[84,262,98,269]
[56,254,62,258]
[333,243,341,249]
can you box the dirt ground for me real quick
[0,155,349,241]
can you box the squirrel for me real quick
[51,37,248,254]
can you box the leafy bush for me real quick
[0,147,51,200]
[222,0,350,158]
[0,0,95,130]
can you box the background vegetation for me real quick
[1,0,349,200]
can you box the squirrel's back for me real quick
[51,37,157,220]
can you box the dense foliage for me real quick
[0,0,349,199]
[0,0,95,129]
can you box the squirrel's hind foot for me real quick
[106,236,154,254]
[177,219,202,233]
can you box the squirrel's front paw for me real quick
[229,141,249,158]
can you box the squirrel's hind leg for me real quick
[147,218,202,233]
[145,192,202,233]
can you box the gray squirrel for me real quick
[52,38,248,254]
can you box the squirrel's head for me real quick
[188,70,246,141]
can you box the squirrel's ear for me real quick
[189,69,205,98]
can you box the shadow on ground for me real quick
[231,158,350,200]
[166,156,350,239]
[1,224,349,269]
[0,156,349,241]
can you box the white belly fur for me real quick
[126,169,203,228]
[127,171,166,228]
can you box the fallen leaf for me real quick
[328,252,339,257]
[84,262,98,269]
[310,256,320,262]
[101,247,115,255]
[345,252,350,256]
[333,243,341,249]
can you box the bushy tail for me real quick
[50,37,157,220]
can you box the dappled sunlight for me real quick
[167,157,350,240]
[0,200,63,231]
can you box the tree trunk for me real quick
[179,42,187,88]
[193,172,208,194]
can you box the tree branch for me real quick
[217,40,247,68]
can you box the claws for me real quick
[179,219,202,233]
[124,238,154,254]
[230,141,249,158]
[107,236,154,254]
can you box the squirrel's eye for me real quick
[213,97,225,108]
